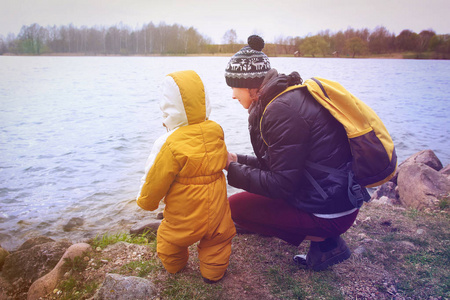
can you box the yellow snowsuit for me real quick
[137,70,236,282]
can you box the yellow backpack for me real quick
[262,77,397,188]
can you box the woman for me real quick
[224,35,363,271]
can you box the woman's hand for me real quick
[226,152,237,170]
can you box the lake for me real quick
[0,56,449,250]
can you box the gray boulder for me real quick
[390,149,443,185]
[399,149,443,171]
[2,239,72,295]
[93,273,156,300]
[17,236,55,251]
[27,243,92,300]
[0,246,9,270]
[440,164,450,180]
[371,150,449,210]
[397,162,450,210]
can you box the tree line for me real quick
[0,22,210,55]
[0,23,449,59]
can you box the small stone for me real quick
[379,196,389,203]
[354,245,367,255]
[96,247,102,252]
[63,217,84,232]
[416,228,425,234]
[398,241,415,250]
[358,233,368,240]
[130,220,162,235]
[84,256,90,261]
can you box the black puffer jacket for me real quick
[227,70,356,214]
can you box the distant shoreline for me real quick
[1,52,447,60]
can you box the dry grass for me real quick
[20,202,449,300]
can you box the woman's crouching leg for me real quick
[157,232,189,274]
[198,229,235,282]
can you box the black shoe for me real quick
[203,271,226,284]
[203,277,220,284]
[306,236,351,271]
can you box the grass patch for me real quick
[160,276,223,300]
[91,230,154,249]
[438,193,449,210]
[63,255,89,272]
[405,208,421,219]
[121,259,160,277]
[57,276,99,300]
[266,265,307,299]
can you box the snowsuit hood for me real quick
[161,70,211,131]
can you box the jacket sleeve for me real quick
[228,99,310,200]
[236,154,261,168]
[137,142,180,211]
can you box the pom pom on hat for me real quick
[225,35,271,88]
[248,35,265,51]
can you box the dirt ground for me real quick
[3,201,449,299]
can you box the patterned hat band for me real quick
[226,56,270,73]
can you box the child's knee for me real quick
[157,238,189,273]
[157,249,188,273]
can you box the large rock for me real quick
[0,246,9,270]
[440,164,450,180]
[93,273,156,300]
[390,150,443,185]
[27,243,92,300]
[2,239,72,294]
[400,149,443,171]
[371,150,450,210]
[397,162,450,210]
[17,236,55,251]
[0,276,11,300]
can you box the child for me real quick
[136,70,236,283]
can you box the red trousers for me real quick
[229,192,358,246]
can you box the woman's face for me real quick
[232,88,254,109]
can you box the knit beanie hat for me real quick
[225,35,271,88]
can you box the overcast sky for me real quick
[1,0,448,43]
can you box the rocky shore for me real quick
[0,149,448,299]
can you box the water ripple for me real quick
[0,56,449,250]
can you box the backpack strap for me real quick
[303,161,346,201]
[304,161,370,207]
[303,169,328,200]
[310,77,330,99]
[259,84,304,146]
